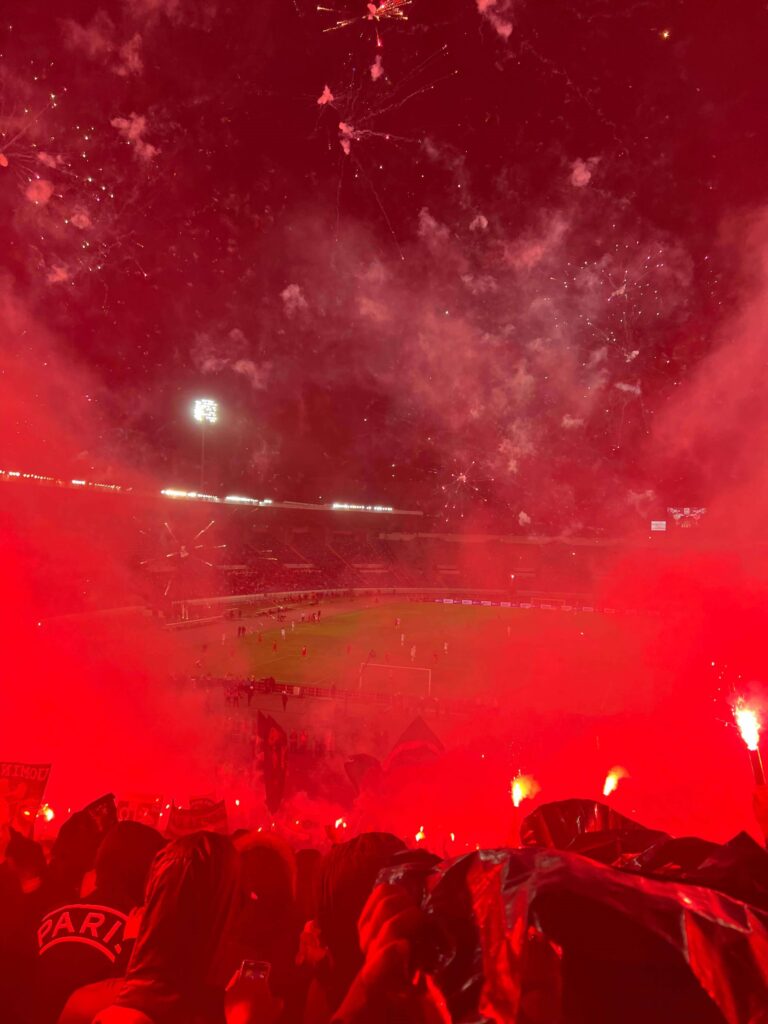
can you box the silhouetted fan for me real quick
[139,520,227,597]
[257,712,288,813]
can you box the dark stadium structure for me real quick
[2,468,697,621]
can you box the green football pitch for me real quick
[183,599,642,707]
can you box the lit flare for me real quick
[510,774,539,808]
[602,766,629,797]
[734,700,761,751]
[38,803,55,823]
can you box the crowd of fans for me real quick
[194,672,484,721]
[151,525,610,604]
[3,783,768,1024]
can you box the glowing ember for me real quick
[415,824,426,842]
[602,765,629,797]
[734,700,761,751]
[366,0,411,28]
[510,774,539,808]
[318,0,411,34]
[38,803,55,822]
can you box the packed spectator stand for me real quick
[3,780,768,1023]
[151,523,610,604]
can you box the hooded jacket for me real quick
[109,831,241,1024]
[314,833,406,1015]
[36,821,164,1024]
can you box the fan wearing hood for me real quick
[36,820,164,1024]
[87,831,282,1024]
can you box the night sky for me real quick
[2,0,767,531]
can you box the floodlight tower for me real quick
[192,398,218,491]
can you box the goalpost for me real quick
[358,661,433,698]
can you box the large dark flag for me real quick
[521,799,668,862]
[344,753,383,794]
[383,717,444,773]
[257,711,288,814]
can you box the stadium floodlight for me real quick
[193,398,218,424]
[192,398,218,490]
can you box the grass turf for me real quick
[189,600,633,703]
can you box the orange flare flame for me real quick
[37,803,55,822]
[602,766,629,797]
[734,700,761,751]
[510,774,539,808]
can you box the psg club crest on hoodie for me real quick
[38,903,128,963]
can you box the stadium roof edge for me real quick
[0,469,422,516]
